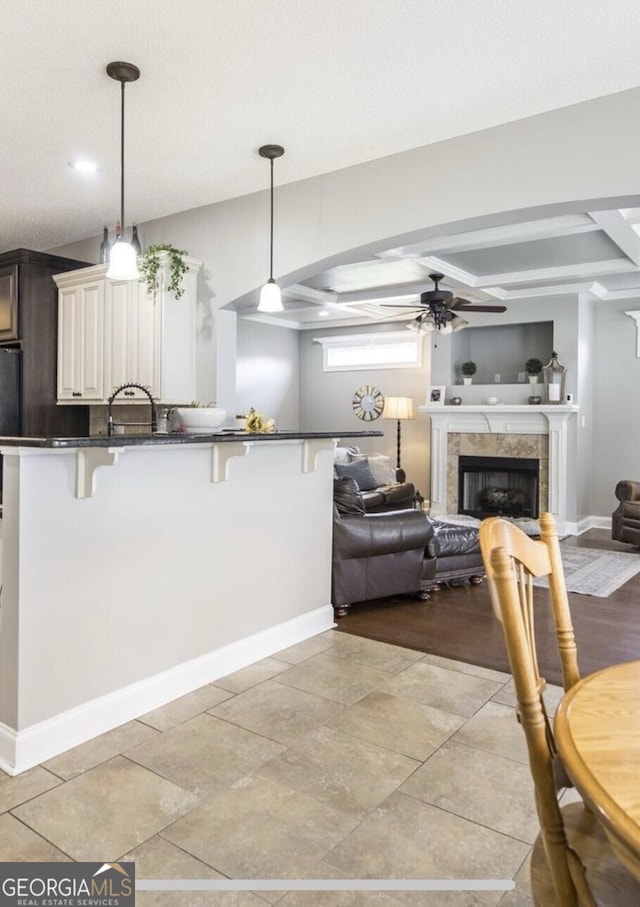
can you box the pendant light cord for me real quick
[119,79,126,233]
[269,156,274,280]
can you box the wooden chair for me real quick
[480,512,640,906]
[479,512,580,691]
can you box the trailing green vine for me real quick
[139,243,189,300]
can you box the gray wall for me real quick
[297,325,432,496]
[50,88,640,522]
[450,322,553,386]
[592,297,640,517]
[236,320,299,429]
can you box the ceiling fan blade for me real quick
[378,303,424,309]
[452,304,507,313]
[447,296,473,308]
[377,309,423,321]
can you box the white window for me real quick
[313,331,423,372]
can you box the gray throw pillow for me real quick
[350,453,396,487]
[335,459,378,492]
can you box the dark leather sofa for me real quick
[333,450,415,513]
[331,477,484,617]
[612,480,640,546]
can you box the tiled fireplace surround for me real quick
[447,430,549,516]
[419,405,579,535]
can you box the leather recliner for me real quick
[331,478,485,618]
[612,480,640,546]
[332,477,435,618]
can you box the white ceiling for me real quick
[2,0,640,259]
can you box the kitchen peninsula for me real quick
[0,429,380,775]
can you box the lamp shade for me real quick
[407,317,435,333]
[451,314,469,332]
[258,277,284,313]
[106,240,139,280]
[384,396,414,420]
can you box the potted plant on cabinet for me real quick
[525,357,543,384]
[461,361,477,385]
[139,243,189,301]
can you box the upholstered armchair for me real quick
[612,480,640,546]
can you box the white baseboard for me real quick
[587,515,613,531]
[571,515,612,535]
[0,605,336,776]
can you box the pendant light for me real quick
[106,61,140,280]
[257,144,285,313]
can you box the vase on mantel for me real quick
[463,377,472,386]
[528,375,539,384]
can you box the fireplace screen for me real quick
[458,456,539,519]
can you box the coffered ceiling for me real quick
[238,206,640,330]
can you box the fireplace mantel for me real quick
[417,404,580,534]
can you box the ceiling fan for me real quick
[382,272,506,334]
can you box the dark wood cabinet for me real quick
[0,248,93,437]
[0,265,19,341]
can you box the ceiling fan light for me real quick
[106,239,139,280]
[451,314,469,332]
[438,322,453,335]
[258,277,284,313]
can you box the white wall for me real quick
[50,88,640,521]
[0,440,336,772]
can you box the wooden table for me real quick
[555,660,640,881]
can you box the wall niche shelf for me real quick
[438,383,550,406]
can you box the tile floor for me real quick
[0,630,561,906]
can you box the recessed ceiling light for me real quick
[68,158,99,174]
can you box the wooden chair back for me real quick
[479,512,580,691]
[480,513,640,905]
[479,514,588,905]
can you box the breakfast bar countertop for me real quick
[0,429,383,449]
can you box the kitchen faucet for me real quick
[107,383,158,437]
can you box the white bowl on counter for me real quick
[173,406,227,433]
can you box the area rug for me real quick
[533,546,640,598]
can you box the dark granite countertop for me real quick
[0,430,383,449]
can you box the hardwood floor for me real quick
[336,529,640,687]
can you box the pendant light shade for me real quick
[257,144,285,313]
[107,239,139,280]
[259,277,283,313]
[106,61,140,280]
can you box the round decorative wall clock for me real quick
[352,385,384,421]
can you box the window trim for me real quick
[313,331,423,372]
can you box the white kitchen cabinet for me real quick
[104,278,157,400]
[55,256,201,405]
[56,278,105,401]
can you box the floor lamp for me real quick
[383,396,414,483]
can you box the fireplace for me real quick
[458,455,539,519]
[417,403,578,534]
